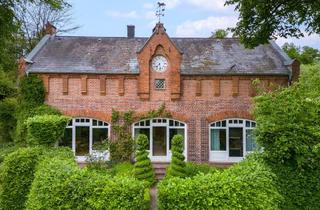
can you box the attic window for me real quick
[155,79,166,90]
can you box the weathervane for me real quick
[156,2,166,23]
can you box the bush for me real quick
[0,147,73,210]
[185,162,219,177]
[134,134,155,185]
[18,75,45,107]
[26,114,70,146]
[0,98,17,143]
[253,63,320,167]
[0,147,43,210]
[27,157,150,210]
[166,134,186,178]
[0,143,17,164]
[158,156,281,210]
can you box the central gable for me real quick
[137,23,183,101]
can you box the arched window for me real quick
[59,118,110,161]
[133,118,187,162]
[209,119,257,162]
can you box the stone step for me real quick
[152,162,169,180]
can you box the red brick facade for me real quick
[29,23,292,163]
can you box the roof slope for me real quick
[26,35,292,76]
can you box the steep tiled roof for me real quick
[26,35,292,76]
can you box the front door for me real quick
[229,127,243,157]
[152,127,167,156]
[75,126,90,156]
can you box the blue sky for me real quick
[67,0,320,49]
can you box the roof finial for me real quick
[156,2,166,23]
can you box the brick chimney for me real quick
[127,25,135,38]
[45,22,57,35]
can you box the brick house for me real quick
[21,22,300,164]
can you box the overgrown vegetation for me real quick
[185,162,218,177]
[134,134,155,185]
[158,156,281,209]
[166,134,186,178]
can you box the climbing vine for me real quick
[110,103,172,163]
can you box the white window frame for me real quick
[132,118,187,162]
[209,118,256,163]
[65,118,110,162]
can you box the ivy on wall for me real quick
[110,103,172,163]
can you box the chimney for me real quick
[127,25,135,38]
[45,22,57,35]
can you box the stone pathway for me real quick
[150,186,157,210]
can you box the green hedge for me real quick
[0,98,17,143]
[27,157,150,210]
[158,157,281,210]
[166,134,186,178]
[26,114,70,146]
[0,143,17,164]
[0,147,74,210]
[185,162,219,177]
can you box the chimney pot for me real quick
[45,22,57,35]
[127,25,135,38]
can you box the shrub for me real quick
[0,98,17,143]
[185,162,219,177]
[166,134,186,178]
[113,161,135,177]
[26,114,70,146]
[158,156,281,210]
[18,75,45,107]
[134,134,155,185]
[27,156,150,210]
[0,143,17,164]
[0,147,43,210]
[253,63,320,167]
[0,147,73,210]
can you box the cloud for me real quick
[176,16,237,37]
[106,10,139,19]
[187,0,231,11]
[143,3,154,9]
[276,33,320,49]
[162,0,181,9]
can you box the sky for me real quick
[66,0,320,49]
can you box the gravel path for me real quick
[150,186,157,210]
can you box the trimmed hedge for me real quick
[166,134,186,178]
[0,147,74,210]
[158,157,281,210]
[0,143,17,164]
[134,134,155,185]
[27,156,150,210]
[26,114,70,146]
[185,162,218,177]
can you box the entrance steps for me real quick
[152,162,169,180]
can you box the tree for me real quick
[225,0,320,48]
[211,29,228,39]
[14,0,79,54]
[282,43,320,64]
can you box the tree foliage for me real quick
[211,29,228,39]
[225,0,320,48]
[282,43,320,64]
[253,63,320,168]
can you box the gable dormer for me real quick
[137,23,183,101]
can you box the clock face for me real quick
[152,56,168,72]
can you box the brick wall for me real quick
[42,73,288,162]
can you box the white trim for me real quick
[209,118,256,162]
[132,118,187,162]
[64,117,110,161]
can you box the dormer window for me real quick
[155,79,166,90]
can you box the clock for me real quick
[151,55,168,72]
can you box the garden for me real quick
[0,63,319,209]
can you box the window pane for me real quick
[134,128,150,150]
[75,126,89,156]
[169,128,185,150]
[210,129,226,151]
[92,128,109,150]
[59,128,72,148]
[246,129,257,151]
